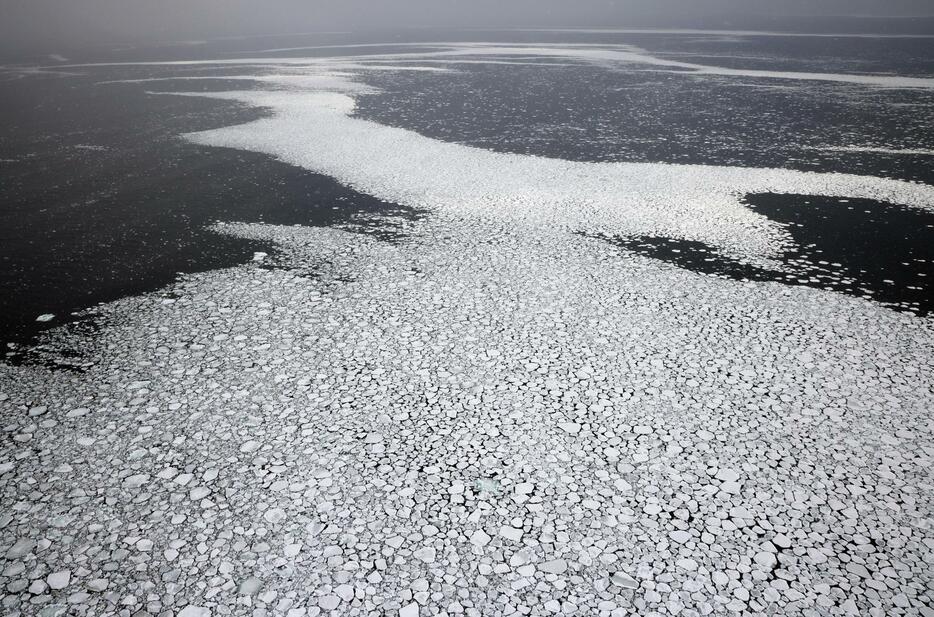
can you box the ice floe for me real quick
[171,68,934,265]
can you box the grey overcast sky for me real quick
[2,0,933,53]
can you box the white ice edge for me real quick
[149,64,934,266]
[48,42,934,90]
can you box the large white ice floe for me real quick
[174,68,934,264]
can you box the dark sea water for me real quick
[2,25,934,358]
[0,66,423,356]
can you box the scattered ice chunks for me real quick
[0,41,932,617]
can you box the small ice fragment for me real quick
[475,478,500,494]
[36,314,55,322]
[611,571,639,589]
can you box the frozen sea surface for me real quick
[1,29,933,617]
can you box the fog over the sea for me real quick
[2,0,933,54]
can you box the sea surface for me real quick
[2,25,933,357]
[1,24,933,617]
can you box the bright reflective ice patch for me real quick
[174,71,934,265]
